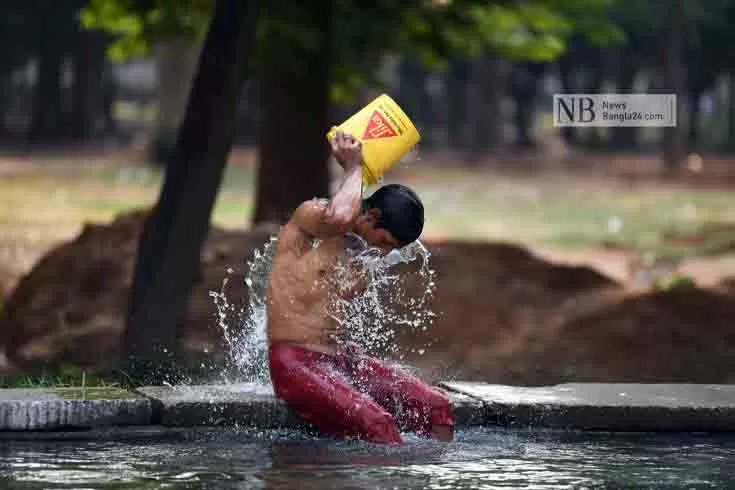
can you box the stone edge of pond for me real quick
[440,382,735,432]
[0,388,152,431]
[3,383,735,436]
[134,385,485,428]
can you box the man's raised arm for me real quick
[291,131,363,238]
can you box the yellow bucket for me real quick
[326,94,420,185]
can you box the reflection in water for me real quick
[1,429,735,489]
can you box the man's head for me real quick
[354,184,424,250]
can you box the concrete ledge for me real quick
[137,385,298,428]
[442,389,485,427]
[137,384,487,429]
[441,382,735,431]
[0,388,152,431]
[5,383,735,434]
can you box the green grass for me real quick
[387,167,735,260]
[1,159,734,286]
[0,364,125,389]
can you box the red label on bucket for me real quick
[363,110,397,140]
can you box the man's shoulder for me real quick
[275,219,322,257]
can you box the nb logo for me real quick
[554,96,596,124]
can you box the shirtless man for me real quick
[267,131,454,444]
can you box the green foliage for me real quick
[80,0,210,61]
[81,0,624,97]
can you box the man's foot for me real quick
[431,424,453,442]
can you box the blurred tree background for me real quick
[2,0,735,384]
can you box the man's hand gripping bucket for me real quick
[326,94,421,186]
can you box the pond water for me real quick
[1,428,734,489]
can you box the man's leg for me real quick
[269,344,402,443]
[345,351,455,441]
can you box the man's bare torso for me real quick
[267,210,365,354]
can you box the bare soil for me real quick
[2,211,733,385]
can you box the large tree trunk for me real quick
[125,0,258,383]
[253,3,331,224]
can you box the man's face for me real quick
[354,208,401,251]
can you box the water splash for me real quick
[210,233,436,384]
[209,236,278,385]
[328,236,436,358]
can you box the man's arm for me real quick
[291,131,363,238]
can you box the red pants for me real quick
[268,343,454,443]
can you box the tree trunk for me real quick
[466,56,506,159]
[101,63,117,135]
[584,63,606,149]
[728,70,735,153]
[150,38,203,165]
[446,59,469,149]
[558,55,578,145]
[687,89,702,150]
[155,38,203,134]
[234,80,259,144]
[125,0,259,383]
[30,30,64,142]
[0,74,8,136]
[70,30,106,140]
[611,59,638,150]
[661,14,686,174]
[511,63,543,149]
[397,59,433,148]
[253,3,331,224]
[71,29,92,140]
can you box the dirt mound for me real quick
[0,211,274,373]
[539,289,735,383]
[4,210,731,385]
[1,211,144,371]
[428,287,735,385]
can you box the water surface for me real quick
[2,428,734,489]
